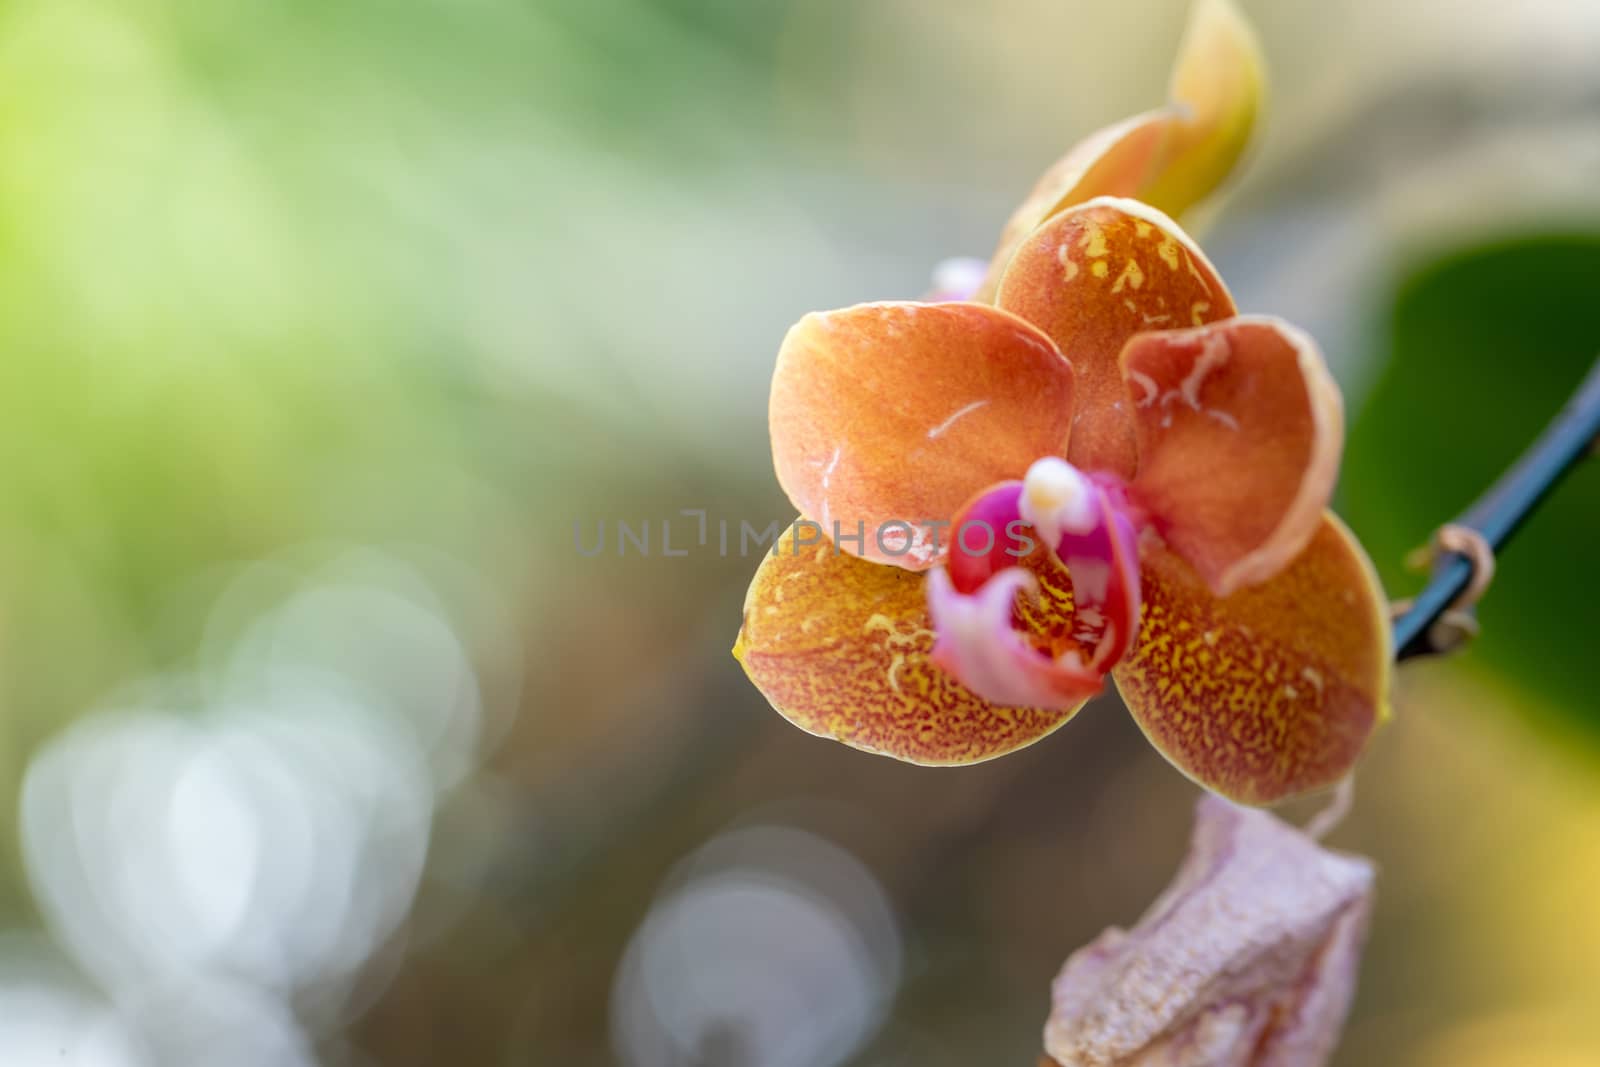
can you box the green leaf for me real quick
[1344,233,1600,738]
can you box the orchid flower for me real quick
[732,0,1391,805]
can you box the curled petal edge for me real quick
[1123,315,1344,598]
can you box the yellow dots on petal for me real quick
[1158,236,1181,271]
[1190,300,1212,325]
[1112,259,1146,293]
[864,613,933,647]
[886,652,906,693]
[1092,260,1110,279]
[1057,246,1081,283]
[1080,220,1109,258]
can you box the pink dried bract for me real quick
[1043,796,1374,1067]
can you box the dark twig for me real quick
[1392,355,1600,660]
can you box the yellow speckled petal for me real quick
[1112,513,1391,805]
[974,0,1264,300]
[996,198,1235,481]
[734,526,1086,765]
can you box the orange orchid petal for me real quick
[734,526,1086,765]
[995,199,1235,480]
[1123,316,1344,597]
[1112,514,1391,805]
[770,301,1075,569]
[974,110,1171,303]
[974,0,1264,300]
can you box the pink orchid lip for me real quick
[927,458,1146,708]
[943,480,1033,595]
[926,566,1102,711]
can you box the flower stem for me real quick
[1392,355,1600,660]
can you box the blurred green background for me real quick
[0,0,1597,1064]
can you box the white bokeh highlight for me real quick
[16,545,513,1066]
[612,826,901,1067]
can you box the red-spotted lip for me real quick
[927,461,1144,710]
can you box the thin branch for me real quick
[1392,355,1600,660]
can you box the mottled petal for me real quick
[770,302,1076,569]
[926,567,1103,711]
[734,526,1083,764]
[975,0,1263,300]
[1124,316,1343,597]
[997,199,1235,479]
[1112,514,1391,805]
[1043,795,1373,1067]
